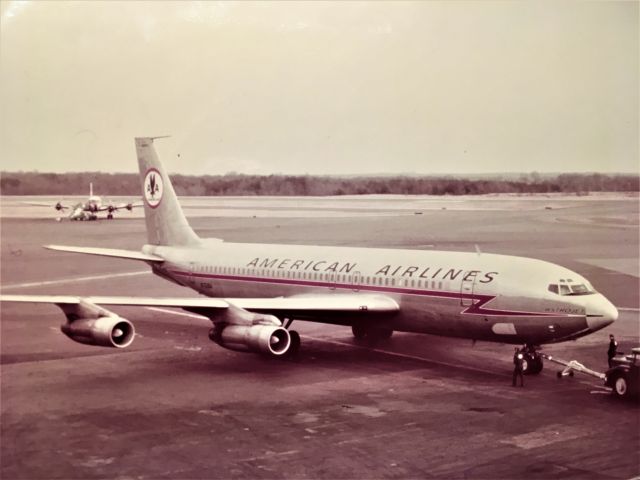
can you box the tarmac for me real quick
[1,195,639,479]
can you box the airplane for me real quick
[27,182,142,221]
[1,137,619,373]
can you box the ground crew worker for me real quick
[512,347,524,387]
[607,334,618,367]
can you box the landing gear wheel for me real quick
[524,355,543,375]
[612,374,629,398]
[519,345,543,375]
[352,325,393,343]
[107,213,113,220]
[352,325,367,341]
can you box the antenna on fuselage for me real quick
[475,244,482,256]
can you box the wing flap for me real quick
[230,295,399,313]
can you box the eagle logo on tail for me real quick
[143,169,163,208]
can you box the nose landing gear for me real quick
[519,344,544,375]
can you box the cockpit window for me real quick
[548,282,595,296]
[570,284,590,294]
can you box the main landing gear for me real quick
[519,344,544,375]
[351,324,393,343]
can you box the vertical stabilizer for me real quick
[135,137,200,246]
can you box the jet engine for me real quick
[209,324,291,356]
[57,299,135,348]
[61,316,135,348]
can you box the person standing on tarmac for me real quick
[512,348,524,387]
[607,334,618,367]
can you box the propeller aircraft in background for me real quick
[27,182,142,221]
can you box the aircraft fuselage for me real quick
[143,241,617,346]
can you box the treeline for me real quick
[1,171,638,196]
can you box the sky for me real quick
[1,1,638,175]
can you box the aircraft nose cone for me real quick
[586,295,618,331]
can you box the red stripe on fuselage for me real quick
[167,269,569,318]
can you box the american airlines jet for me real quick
[1,137,618,373]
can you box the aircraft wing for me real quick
[0,293,399,319]
[23,202,69,210]
[0,295,227,309]
[98,201,144,212]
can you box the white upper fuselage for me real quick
[68,196,102,220]
[143,240,618,346]
[85,196,102,211]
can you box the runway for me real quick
[1,195,639,479]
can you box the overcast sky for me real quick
[1,1,638,175]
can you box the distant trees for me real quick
[0,171,638,196]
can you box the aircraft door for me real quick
[460,272,477,306]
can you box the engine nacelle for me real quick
[61,316,135,348]
[209,324,291,356]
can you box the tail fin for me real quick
[135,137,200,246]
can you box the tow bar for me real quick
[541,353,606,380]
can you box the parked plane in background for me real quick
[1,137,618,373]
[27,183,142,221]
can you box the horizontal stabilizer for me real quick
[44,245,164,262]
